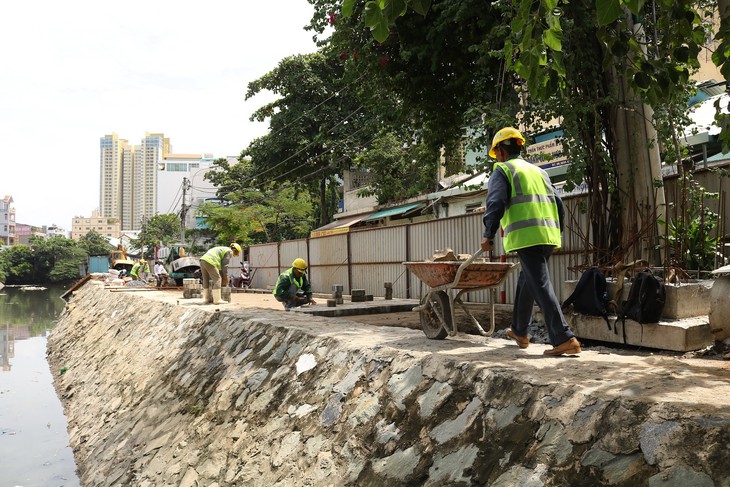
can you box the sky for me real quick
[0,0,319,228]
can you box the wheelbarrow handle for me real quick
[452,249,487,288]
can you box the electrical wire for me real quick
[257,72,368,142]
[238,105,366,185]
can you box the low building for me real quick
[71,210,121,240]
[44,224,69,238]
[0,195,16,245]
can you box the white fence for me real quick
[249,162,729,303]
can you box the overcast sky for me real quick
[0,0,319,228]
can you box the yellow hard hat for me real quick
[489,127,526,159]
[230,243,242,256]
[292,258,307,270]
[139,259,146,264]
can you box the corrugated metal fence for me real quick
[249,165,728,303]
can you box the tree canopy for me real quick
[327,0,721,265]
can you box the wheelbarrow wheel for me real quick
[420,291,451,340]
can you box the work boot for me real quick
[212,288,227,305]
[203,289,213,304]
[543,337,582,356]
[506,329,529,348]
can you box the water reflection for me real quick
[0,285,67,333]
[0,284,80,486]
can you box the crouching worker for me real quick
[273,258,317,310]
[200,243,242,304]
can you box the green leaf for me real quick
[342,0,355,18]
[673,46,690,63]
[383,0,407,21]
[623,0,645,15]
[543,28,562,51]
[410,0,431,16]
[551,50,566,77]
[596,0,622,26]
[364,2,390,42]
[634,71,651,90]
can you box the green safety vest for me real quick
[200,247,230,270]
[273,268,304,298]
[494,157,561,253]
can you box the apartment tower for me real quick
[99,132,170,231]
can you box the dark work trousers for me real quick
[511,245,575,346]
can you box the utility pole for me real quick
[180,177,190,245]
[139,215,146,259]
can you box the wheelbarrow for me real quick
[403,249,520,339]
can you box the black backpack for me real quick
[562,268,611,330]
[616,271,666,343]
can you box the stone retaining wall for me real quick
[47,282,729,486]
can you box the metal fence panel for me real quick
[310,235,349,294]
[246,163,730,302]
[249,243,278,289]
[350,226,407,263]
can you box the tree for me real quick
[333,0,712,266]
[353,131,438,203]
[133,213,181,258]
[244,51,376,227]
[0,245,33,284]
[77,230,113,256]
[197,182,314,244]
[309,0,518,170]
[29,236,87,283]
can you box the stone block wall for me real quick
[47,283,729,486]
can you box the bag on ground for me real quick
[562,268,611,330]
[619,271,666,324]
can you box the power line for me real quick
[239,105,367,186]
[259,72,368,142]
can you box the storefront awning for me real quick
[310,213,372,238]
[363,202,425,221]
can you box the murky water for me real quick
[0,285,80,487]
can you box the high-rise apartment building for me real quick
[99,132,170,231]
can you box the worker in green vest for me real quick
[481,127,580,356]
[273,258,316,310]
[200,243,242,304]
[130,259,148,281]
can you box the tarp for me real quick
[363,202,425,221]
[310,213,372,238]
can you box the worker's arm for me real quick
[274,273,292,299]
[481,166,509,251]
[301,275,316,305]
[220,251,232,285]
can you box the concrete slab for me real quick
[566,312,714,352]
[292,298,419,317]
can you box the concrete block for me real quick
[182,278,197,286]
[351,289,366,297]
[566,313,713,352]
[351,295,366,303]
[327,299,337,307]
[709,276,730,341]
[332,284,344,292]
[664,281,711,319]
[365,295,374,301]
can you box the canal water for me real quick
[0,285,80,487]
